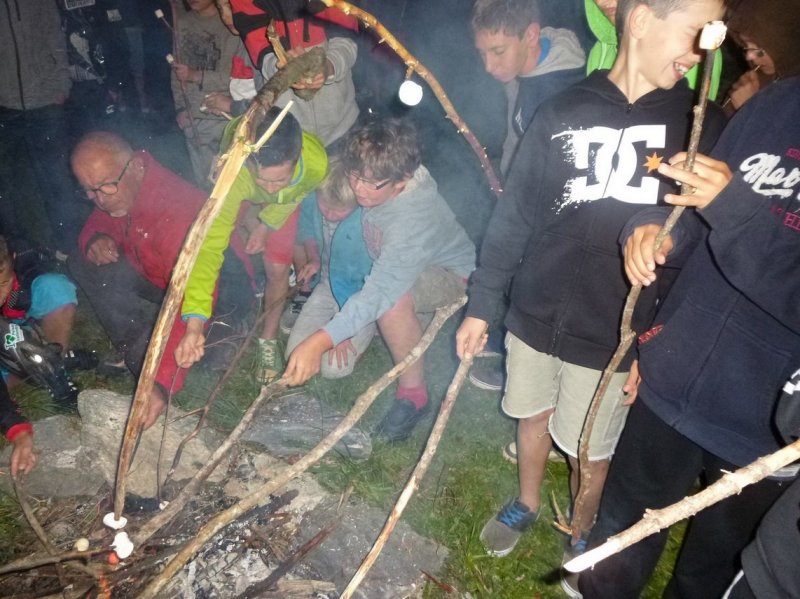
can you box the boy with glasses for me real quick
[177,108,327,383]
[283,117,475,442]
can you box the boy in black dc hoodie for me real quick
[454,0,726,582]
[581,75,800,599]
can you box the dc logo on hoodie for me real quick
[553,125,666,210]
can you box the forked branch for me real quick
[320,0,502,199]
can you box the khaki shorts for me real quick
[501,332,631,460]
[410,266,467,312]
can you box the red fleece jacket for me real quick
[78,151,247,392]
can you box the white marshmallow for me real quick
[699,21,727,50]
[102,512,127,530]
[112,532,134,559]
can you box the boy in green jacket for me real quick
[177,108,327,382]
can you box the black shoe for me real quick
[375,399,430,443]
[97,353,128,377]
[63,349,99,372]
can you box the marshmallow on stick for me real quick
[699,20,727,50]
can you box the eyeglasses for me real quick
[742,46,767,59]
[348,171,392,191]
[79,158,133,200]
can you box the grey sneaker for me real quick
[468,360,504,391]
[503,441,565,464]
[561,537,588,598]
[279,294,309,335]
[480,498,538,557]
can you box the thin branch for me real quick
[341,351,474,598]
[0,549,108,577]
[14,480,99,580]
[136,296,466,599]
[132,379,288,547]
[570,47,718,542]
[163,307,270,486]
[566,438,800,572]
[237,519,339,599]
[320,0,502,199]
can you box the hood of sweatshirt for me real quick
[526,27,586,78]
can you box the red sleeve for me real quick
[6,422,33,442]
[78,210,121,255]
[155,313,190,394]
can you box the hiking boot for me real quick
[375,399,430,443]
[279,293,309,335]
[561,537,588,598]
[480,498,538,557]
[63,349,99,372]
[468,359,504,391]
[257,338,282,384]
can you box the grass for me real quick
[3,298,686,597]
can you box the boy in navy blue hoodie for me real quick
[581,76,800,599]
[455,0,726,579]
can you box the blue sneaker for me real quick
[479,498,538,557]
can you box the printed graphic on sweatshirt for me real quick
[739,152,800,201]
[181,31,223,72]
[743,151,800,233]
[553,124,666,211]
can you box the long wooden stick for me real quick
[319,0,502,199]
[112,48,327,520]
[565,437,800,572]
[570,48,718,542]
[137,296,465,599]
[341,350,474,598]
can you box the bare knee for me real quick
[520,409,554,433]
[263,262,290,295]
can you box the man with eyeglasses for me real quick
[69,131,254,429]
[283,117,476,442]
[177,108,327,384]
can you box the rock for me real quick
[299,495,448,599]
[0,414,105,497]
[79,389,228,498]
[243,390,372,460]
